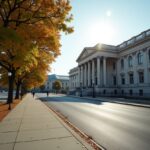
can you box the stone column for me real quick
[88,61,91,87]
[97,57,101,86]
[92,59,95,84]
[81,65,83,86]
[103,57,107,86]
[78,66,80,87]
[84,63,87,87]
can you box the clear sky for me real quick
[50,0,150,75]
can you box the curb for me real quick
[68,95,150,108]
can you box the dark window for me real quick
[103,89,106,94]
[113,62,116,70]
[137,52,143,64]
[128,56,133,67]
[121,90,124,95]
[139,72,144,83]
[95,78,97,85]
[129,73,134,84]
[129,90,133,96]
[149,50,150,61]
[114,90,117,95]
[113,76,116,85]
[139,89,143,96]
[121,59,124,69]
[121,75,125,85]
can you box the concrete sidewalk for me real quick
[0,94,91,150]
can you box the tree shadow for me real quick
[38,95,104,105]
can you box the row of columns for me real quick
[78,57,107,87]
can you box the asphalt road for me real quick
[37,94,150,150]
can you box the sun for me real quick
[88,21,115,44]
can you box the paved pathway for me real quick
[0,94,90,150]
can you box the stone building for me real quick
[69,29,150,98]
[44,74,69,93]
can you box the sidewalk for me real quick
[0,94,91,150]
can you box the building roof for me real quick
[48,74,69,81]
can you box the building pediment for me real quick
[76,47,96,62]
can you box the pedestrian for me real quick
[32,91,35,98]
[47,91,49,97]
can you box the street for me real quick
[37,93,150,150]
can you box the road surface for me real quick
[37,94,150,150]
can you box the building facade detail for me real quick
[69,29,150,97]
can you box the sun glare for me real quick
[88,21,115,44]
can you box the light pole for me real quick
[0,74,1,92]
[80,82,82,97]
[92,81,95,98]
[8,72,12,110]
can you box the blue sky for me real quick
[50,0,150,75]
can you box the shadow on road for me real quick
[38,95,105,105]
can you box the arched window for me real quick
[128,56,133,67]
[137,52,143,64]
[121,59,124,69]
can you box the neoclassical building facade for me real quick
[69,29,150,97]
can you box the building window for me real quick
[139,89,143,96]
[103,89,106,94]
[129,89,133,96]
[121,75,125,85]
[95,77,97,85]
[137,52,143,64]
[121,90,124,95]
[121,59,124,69]
[149,50,150,61]
[129,73,134,84]
[113,76,116,85]
[128,56,133,67]
[114,90,117,95]
[139,72,144,83]
[113,62,116,70]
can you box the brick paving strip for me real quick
[0,94,94,150]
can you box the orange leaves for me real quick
[0,0,73,90]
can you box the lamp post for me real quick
[0,74,1,92]
[92,81,95,98]
[8,72,12,110]
[80,82,82,97]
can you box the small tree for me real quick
[53,80,61,93]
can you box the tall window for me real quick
[121,75,125,85]
[137,52,143,64]
[139,89,143,96]
[149,50,150,61]
[129,73,134,84]
[113,62,116,70]
[121,59,124,69]
[113,76,116,85]
[128,56,133,67]
[139,72,144,83]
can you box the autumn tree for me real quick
[53,80,61,93]
[0,0,73,104]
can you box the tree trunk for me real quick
[7,70,15,104]
[15,81,21,99]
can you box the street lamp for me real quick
[80,82,82,97]
[8,72,12,110]
[92,81,95,98]
[0,74,1,92]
